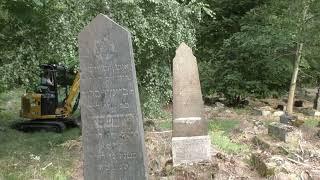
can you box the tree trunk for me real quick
[287,43,304,114]
[314,85,320,110]
[286,1,309,114]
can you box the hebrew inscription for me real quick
[79,14,147,180]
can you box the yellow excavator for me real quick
[13,64,80,133]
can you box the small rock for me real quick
[310,170,320,179]
[307,110,320,117]
[280,113,297,125]
[260,106,273,111]
[216,152,226,161]
[254,121,263,126]
[160,176,175,180]
[261,110,271,116]
[273,172,299,180]
[254,106,272,116]
[215,102,225,108]
[252,136,271,150]
[144,120,156,131]
[225,109,232,113]
[273,111,285,117]
[251,153,276,177]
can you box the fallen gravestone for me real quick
[172,42,211,166]
[79,14,147,180]
[268,122,301,144]
[273,111,285,117]
[254,106,272,116]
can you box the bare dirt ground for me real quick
[71,97,320,180]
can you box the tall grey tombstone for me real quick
[172,42,211,166]
[78,14,147,180]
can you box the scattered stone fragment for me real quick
[159,176,175,180]
[279,113,304,127]
[273,172,300,180]
[253,106,273,116]
[261,110,271,116]
[252,135,290,155]
[314,111,320,117]
[307,109,320,117]
[268,122,302,144]
[310,170,320,179]
[144,119,157,131]
[251,153,276,177]
[215,102,225,109]
[273,111,285,117]
[172,162,217,180]
[252,136,271,150]
[280,113,296,125]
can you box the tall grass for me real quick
[0,89,81,179]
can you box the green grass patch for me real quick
[233,107,252,115]
[158,120,172,130]
[209,131,250,154]
[304,118,319,128]
[209,119,249,154]
[154,111,172,131]
[209,119,240,133]
[0,89,81,179]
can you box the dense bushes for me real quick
[0,0,209,117]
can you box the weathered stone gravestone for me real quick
[172,42,211,166]
[79,14,147,180]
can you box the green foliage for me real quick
[106,0,209,117]
[0,0,210,117]
[198,0,320,104]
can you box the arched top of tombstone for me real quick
[78,13,129,40]
[174,42,196,61]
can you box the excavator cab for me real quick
[16,64,80,132]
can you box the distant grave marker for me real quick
[78,14,147,180]
[172,43,211,166]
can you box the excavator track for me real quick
[12,120,67,133]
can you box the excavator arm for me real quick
[64,72,80,116]
[55,71,80,117]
